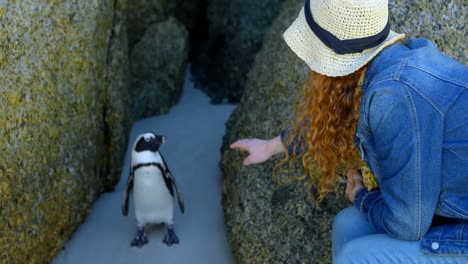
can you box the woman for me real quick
[230,0,468,262]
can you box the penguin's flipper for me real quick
[122,167,134,216]
[167,171,185,214]
[160,153,185,214]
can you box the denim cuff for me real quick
[280,127,306,156]
[354,187,368,213]
[354,188,381,215]
[280,128,293,155]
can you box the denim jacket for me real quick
[282,38,468,256]
[353,38,468,256]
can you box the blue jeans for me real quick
[332,207,468,263]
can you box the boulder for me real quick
[192,0,286,103]
[126,0,176,49]
[104,0,132,190]
[126,0,204,51]
[126,0,200,120]
[0,0,130,263]
[221,0,466,263]
[390,0,466,64]
[221,1,348,262]
[129,17,189,120]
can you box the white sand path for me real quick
[52,70,235,264]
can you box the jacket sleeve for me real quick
[280,125,307,156]
[354,85,443,240]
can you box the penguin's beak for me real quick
[161,136,167,144]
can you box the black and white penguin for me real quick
[122,132,184,247]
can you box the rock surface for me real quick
[221,1,349,262]
[0,0,130,263]
[104,0,132,191]
[192,0,286,103]
[126,0,202,120]
[129,17,189,120]
[126,0,204,50]
[126,0,176,49]
[390,0,466,64]
[221,0,467,263]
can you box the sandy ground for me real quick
[52,71,236,264]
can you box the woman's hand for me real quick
[345,169,365,203]
[230,136,285,166]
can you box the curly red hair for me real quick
[280,68,366,201]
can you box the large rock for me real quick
[221,0,466,263]
[103,0,132,190]
[126,0,202,120]
[192,0,286,103]
[129,17,189,120]
[0,0,130,263]
[221,1,348,262]
[126,0,204,50]
[126,0,176,49]
[390,0,466,64]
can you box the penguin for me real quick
[122,132,184,247]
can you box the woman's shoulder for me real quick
[364,80,408,107]
[365,38,467,93]
[360,81,413,133]
[402,38,468,88]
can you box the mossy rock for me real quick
[126,0,176,49]
[129,17,189,120]
[390,0,466,64]
[0,0,130,263]
[104,0,132,190]
[221,0,466,263]
[126,0,204,50]
[221,1,349,263]
[192,0,287,103]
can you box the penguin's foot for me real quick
[163,225,179,246]
[131,226,148,248]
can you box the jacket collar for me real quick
[361,40,410,94]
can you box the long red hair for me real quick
[279,68,366,201]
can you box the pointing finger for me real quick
[231,139,250,151]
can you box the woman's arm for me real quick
[230,136,286,166]
[230,121,310,166]
[354,85,443,240]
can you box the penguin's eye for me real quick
[144,136,152,142]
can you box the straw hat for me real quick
[283,0,405,77]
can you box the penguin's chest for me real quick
[133,167,174,225]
